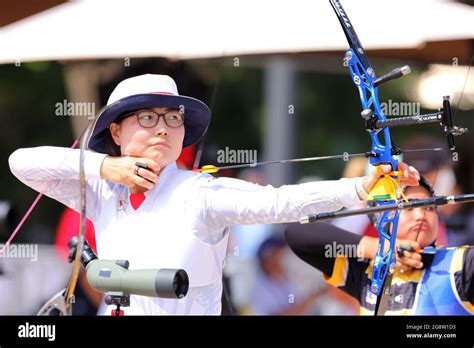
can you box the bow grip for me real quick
[368,164,403,201]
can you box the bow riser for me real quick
[371,204,399,295]
[346,48,398,170]
[345,47,400,297]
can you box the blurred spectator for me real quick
[249,236,325,315]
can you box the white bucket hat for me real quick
[87,74,211,154]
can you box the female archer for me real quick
[9,74,420,315]
[285,178,474,315]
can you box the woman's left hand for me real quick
[362,161,420,194]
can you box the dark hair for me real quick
[257,236,286,266]
[104,128,121,157]
[404,176,435,197]
[103,112,137,156]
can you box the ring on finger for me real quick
[135,162,149,169]
[134,166,141,176]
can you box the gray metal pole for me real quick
[263,56,297,186]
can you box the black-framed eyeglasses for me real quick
[124,109,185,128]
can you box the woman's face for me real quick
[397,186,438,248]
[109,107,185,168]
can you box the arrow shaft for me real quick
[301,194,474,224]
[198,148,441,173]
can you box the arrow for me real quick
[300,193,474,224]
[193,148,442,174]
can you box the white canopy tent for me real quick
[0,0,472,186]
[0,0,472,64]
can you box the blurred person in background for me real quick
[249,236,326,315]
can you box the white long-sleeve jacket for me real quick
[9,146,364,315]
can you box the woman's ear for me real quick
[109,122,121,146]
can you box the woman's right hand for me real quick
[100,156,161,191]
[358,236,423,272]
[396,239,423,272]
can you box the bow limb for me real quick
[62,120,95,314]
[36,117,98,315]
